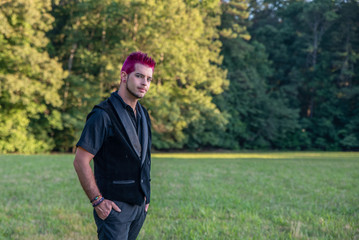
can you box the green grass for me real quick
[0,152,358,239]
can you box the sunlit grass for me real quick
[152,151,359,159]
[1,152,358,239]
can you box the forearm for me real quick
[73,147,101,200]
[74,162,100,200]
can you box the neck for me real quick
[117,88,138,110]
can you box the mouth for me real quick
[138,88,146,93]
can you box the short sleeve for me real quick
[76,108,111,155]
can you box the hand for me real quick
[144,197,149,213]
[95,199,121,220]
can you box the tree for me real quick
[249,0,359,150]
[215,0,299,149]
[0,0,67,153]
[50,0,227,150]
[327,0,359,150]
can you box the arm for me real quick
[73,146,121,219]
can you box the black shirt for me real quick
[76,92,143,155]
[116,92,142,135]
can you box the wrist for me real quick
[90,194,102,203]
[92,196,105,207]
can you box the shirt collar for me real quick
[111,91,139,113]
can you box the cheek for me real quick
[128,77,137,85]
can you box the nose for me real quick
[142,77,149,85]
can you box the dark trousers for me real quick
[93,200,147,240]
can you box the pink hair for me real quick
[121,51,156,75]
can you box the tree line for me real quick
[0,0,358,153]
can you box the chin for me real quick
[135,94,145,99]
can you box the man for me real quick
[73,51,155,240]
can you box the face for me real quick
[123,63,153,99]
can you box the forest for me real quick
[0,0,358,153]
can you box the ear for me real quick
[121,71,127,83]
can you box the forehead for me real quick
[134,63,153,77]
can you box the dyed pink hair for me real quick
[121,51,156,75]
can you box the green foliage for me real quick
[0,0,67,153]
[1,0,358,152]
[249,0,359,150]
[50,0,227,150]
[219,0,250,40]
[216,0,299,149]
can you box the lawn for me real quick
[0,152,358,239]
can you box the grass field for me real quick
[0,152,358,239]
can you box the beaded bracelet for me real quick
[90,195,102,203]
[92,197,104,207]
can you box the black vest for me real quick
[88,96,151,206]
